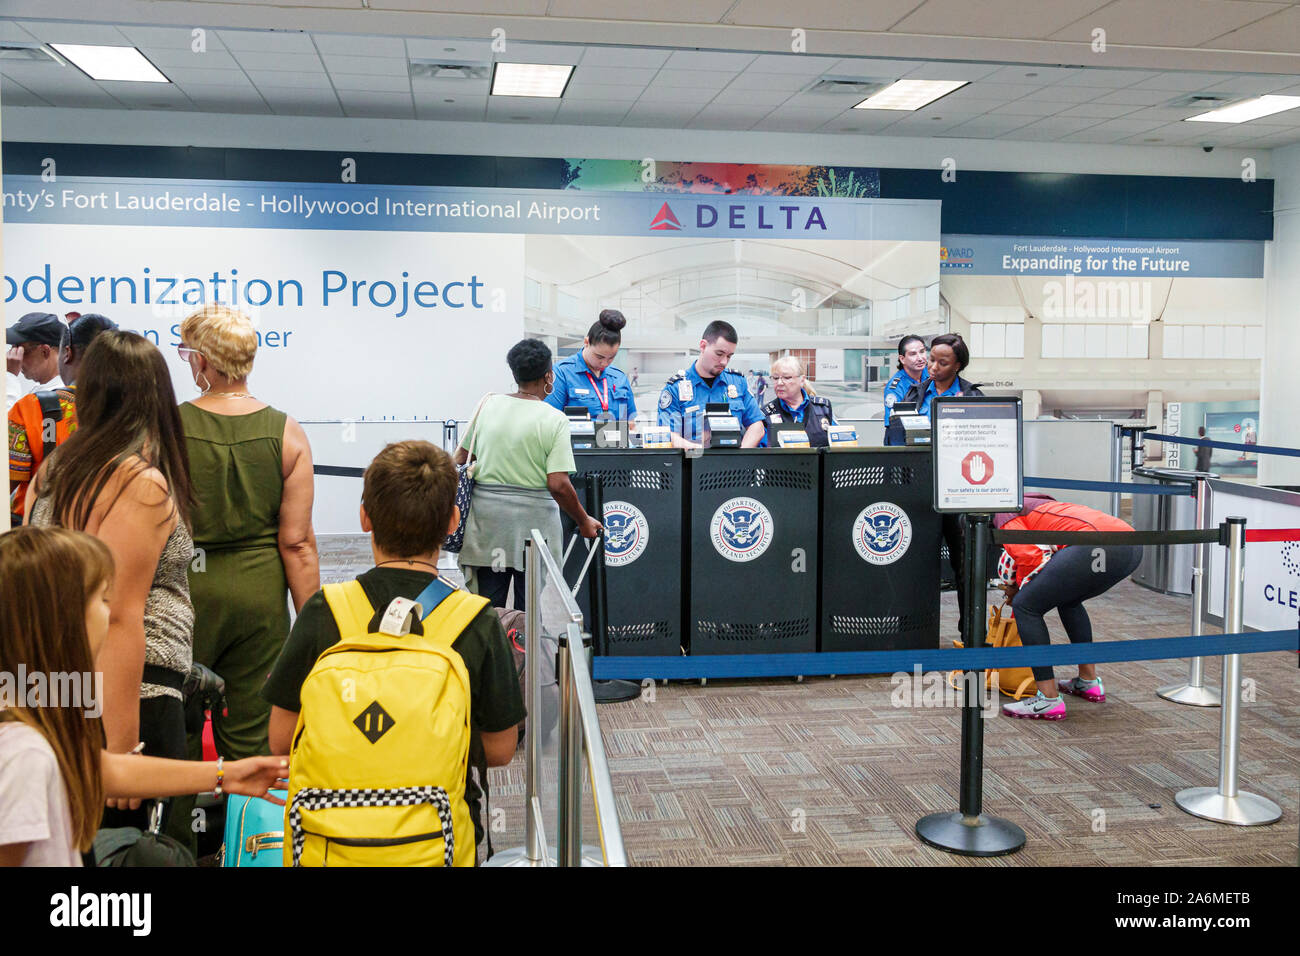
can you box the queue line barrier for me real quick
[1024,475,1191,496]
[1146,431,1300,460]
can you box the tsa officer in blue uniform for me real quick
[657,320,765,449]
[882,334,928,445]
[761,355,837,447]
[545,310,637,421]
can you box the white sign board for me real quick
[932,397,1023,513]
[1205,479,1300,632]
[815,348,845,382]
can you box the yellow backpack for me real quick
[285,579,488,867]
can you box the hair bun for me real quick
[598,309,626,332]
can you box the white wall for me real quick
[0,105,1270,180]
[1259,143,1300,487]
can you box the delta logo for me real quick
[648,200,828,232]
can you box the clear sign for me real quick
[932,397,1023,513]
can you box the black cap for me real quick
[6,312,63,348]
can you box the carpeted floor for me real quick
[319,534,1299,867]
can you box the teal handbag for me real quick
[221,791,287,867]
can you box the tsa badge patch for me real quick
[710,497,774,563]
[852,502,912,565]
[602,500,649,567]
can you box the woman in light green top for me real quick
[455,339,602,609]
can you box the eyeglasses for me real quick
[177,346,202,362]
[771,375,800,383]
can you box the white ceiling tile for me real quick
[0,21,37,44]
[330,73,411,93]
[1095,88,1178,105]
[261,87,343,109]
[987,100,1079,117]
[404,37,493,60]
[903,62,1004,82]
[981,64,1089,84]
[817,111,904,132]
[881,115,973,135]
[486,97,561,117]
[1210,7,1300,53]
[312,34,405,57]
[414,100,486,120]
[373,0,548,11]
[726,0,939,30]
[687,108,770,131]
[826,58,926,75]
[752,110,843,132]
[230,51,325,73]
[1017,84,1109,103]
[1048,0,1289,47]
[338,91,414,118]
[216,30,318,53]
[709,87,794,107]
[944,116,1037,136]
[726,71,815,92]
[572,66,659,86]
[1131,72,1236,91]
[744,54,843,75]
[0,84,47,107]
[649,69,735,89]
[1009,116,1104,135]
[185,94,272,115]
[117,26,224,50]
[18,21,131,44]
[663,51,756,72]
[563,81,644,101]
[410,77,490,98]
[0,61,86,86]
[1049,68,1163,88]
[140,48,240,69]
[1202,75,1299,95]
[38,89,125,109]
[1082,118,1170,133]
[246,71,333,90]
[174,83,260,102]
[622,111,700,128]
[322,54,409,76]
[1058,102,1143,118]
[579,46,672,68]
[166,68,254,88]
[965,82,1042,99]
[105,83,193,105]
[555,100,632,122]
[634,84,723,105]
[498,44,584,65]
[892,0,1111,39]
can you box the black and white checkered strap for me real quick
[289,786,454,867]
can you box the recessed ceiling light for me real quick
[1185,94,1300,123]
[491,62,573,98]
[49,43,169,83]
[1025,72,1038,78]
[854,79,966,111]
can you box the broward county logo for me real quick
[649,202,681,231]
[603,500,650,567]
[853,502,913,565]
[710,497,774,562]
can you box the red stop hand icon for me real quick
[961,451,993,485]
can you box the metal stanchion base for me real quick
[483,844,606,867]
[1175,788,1282,826]
[594,679,641,703]
[915,812,1026,857]
[1156,682,1222,707]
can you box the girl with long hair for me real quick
[24,330,196,827]
[0,526,285,866]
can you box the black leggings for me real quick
[102,693,187,832]
[1011,544,1142,682]
[469,566,526,611]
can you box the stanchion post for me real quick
[1175,517,1282,826]
[556,632,586,866]
[916,513,1026,856]
[1158,475,1221,707]
[586,473,641,703]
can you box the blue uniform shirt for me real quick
[915,377,963,416]
[545,351,637,420]
[657,364,763,444]
[759,390,837,447]
[882,367,928,426]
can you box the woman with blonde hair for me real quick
[0,526,287,866]
[760,354,838,447]
[173,306,317,823]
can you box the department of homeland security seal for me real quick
[602,500,649,567]
[852,502,912,565]
[710,497,774,562]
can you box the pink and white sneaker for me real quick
[1059,677,1106,702]
[1001,692,1066,720]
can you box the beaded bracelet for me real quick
[214,756,225,797]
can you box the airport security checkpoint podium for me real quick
[563,449,684,657]
[687,449,819,655]
[820,447,941,652]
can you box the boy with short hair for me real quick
[262,440,525,859]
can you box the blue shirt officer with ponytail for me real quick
[545,310,637,421]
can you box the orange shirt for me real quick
[1000,501,1133,587]
[8,387,76,521]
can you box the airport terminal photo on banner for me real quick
[1,0,1299,927]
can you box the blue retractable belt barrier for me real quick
[591,629,1297,680]
[314,464,366,478]
[1146,432,1300,460]
[1024,475,1191,496]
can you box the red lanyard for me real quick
[584,372,609,412]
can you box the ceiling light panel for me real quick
[49,43,169,82]
[854,79,967,110]
[491,62,574,97]
[1184,95,1300,123]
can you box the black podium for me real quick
[564,449,683,657]
[687,449,819,654]
[820,447,941,652]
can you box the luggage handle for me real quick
[244,832,284,857]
